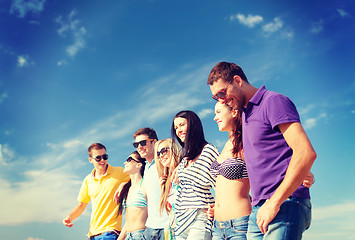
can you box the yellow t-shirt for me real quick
[78,164,129,236]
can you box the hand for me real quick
[63,216,73,228]
[159,175,167,186]
[114,182,128,203]
[302,172,315,188]
[171,168,179,184]
[256,200,280,234]
[113,188,120,203]
[203,204,215,220]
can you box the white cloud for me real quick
[27,238,44,240]
[304,201,355,240]
[303,118,317,130]
[282,30,294,40]
[65,27,87,57]
[351,110,355,114]
[303,113,327,130]
[262,17,283,35]
[198,108,213,119]
[17,55,27,67]
[0,92,8,104]
[0,168,82,225]
[231,13,263,28]
[299,104,316,115]
[0,62,214,225]
[10,0,46,18]
[310,19,324,34]
[17,55,34,67]
[337,9,349,18]
[56,9,87,58]
[57,59,68,66]
[0,144,16,166]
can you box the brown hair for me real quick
[133,127,158,140]
[207,62,248,85]
[231,109,243,157]
[88,143,106,157]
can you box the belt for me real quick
[89,230,121,239]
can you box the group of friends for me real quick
[63,62,317,240]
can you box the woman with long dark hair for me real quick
[210,102,250,240]
[171,110,218,240]
[116,151,147,240]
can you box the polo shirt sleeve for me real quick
[77,176,91,203]
[266,93,300,130]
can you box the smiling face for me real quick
[214,101,237,133]
[89,148,108,172]
[156,142,171,168]
[174,117,188,143]
[134,134,155,161]
[210,77,246,110]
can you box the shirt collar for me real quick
[91,164,111,178]
[147,159,155,169]
[242,85,267,112]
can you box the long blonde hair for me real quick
[155,138,182,214]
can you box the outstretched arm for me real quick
[256,122,316,234]
[63,202,88,228]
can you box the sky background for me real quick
[0,0,354,239]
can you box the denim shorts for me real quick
[126,229,146,240]
[247,197,312,240]
[89,231,119,240]
[143,227,165,240]
[175,209,212,240]
[212,215,249,240]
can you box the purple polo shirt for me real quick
[242,86,310,206]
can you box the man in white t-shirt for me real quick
[133,127,168,240]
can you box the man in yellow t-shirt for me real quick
[63,143,129,240]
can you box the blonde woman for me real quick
[155,138,182,240]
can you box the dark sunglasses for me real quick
[133,139,153,148]
[212,82,231,101]
[126,156,140,163]
[157,147,169,157]
[92,154,108,162]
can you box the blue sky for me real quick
[0,0,354,239]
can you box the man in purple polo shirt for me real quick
[207,62,317,240]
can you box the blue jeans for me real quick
[89,231,118,240]
[175,209,212,240]
[126,229,146,240]
[144,227,165,240]
[247,197,311,240]
[212,215,249,240]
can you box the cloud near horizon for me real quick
[0,62,213,225]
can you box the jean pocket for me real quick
[232,221,248,233]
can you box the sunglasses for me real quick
[126,156,140,163]
[212,82,231,101]
[133,139,154,148]
[157,147,169,158]
[92,154,109,162]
